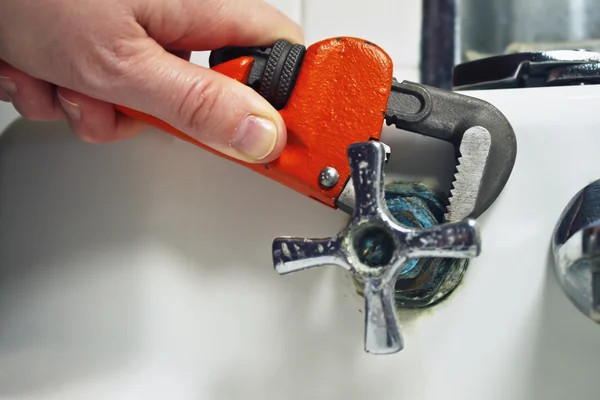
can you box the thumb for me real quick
[113,42,287,163]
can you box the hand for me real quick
[0,0,303,163]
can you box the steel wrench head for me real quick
[382,80,518,222]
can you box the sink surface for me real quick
[1,85,600,399]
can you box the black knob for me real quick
[209,40,306,110]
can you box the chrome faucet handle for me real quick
[271,141,482,355]
[552,179,600,323]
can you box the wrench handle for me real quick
[114,38,394,209]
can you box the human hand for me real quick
[0,0,303,163]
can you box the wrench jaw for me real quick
[384,80,517,222]
[445,126,493,222]
[272,141,482,355]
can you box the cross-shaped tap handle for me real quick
[272,141,482,355]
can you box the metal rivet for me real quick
[319,167,339,188]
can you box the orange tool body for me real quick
[115,38,393,209]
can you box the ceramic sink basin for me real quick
[1,85,600,399]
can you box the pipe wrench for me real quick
[115,37,517,354]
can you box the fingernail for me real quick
[57,92,81,120]
[231,115,278,161]
[0,76,17,95]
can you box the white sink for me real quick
[1,85,600,399]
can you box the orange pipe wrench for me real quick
[115,37,517,220]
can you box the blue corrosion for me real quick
[383,182,446,277]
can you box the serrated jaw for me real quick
[445,126,492,222]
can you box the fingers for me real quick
[0,60,145,144]
[56,87,146,143]
[120,0,304,162]
[0,61,63,121]
[138,0,304,50]
[0,0,303,159]
[102,40,286,163]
